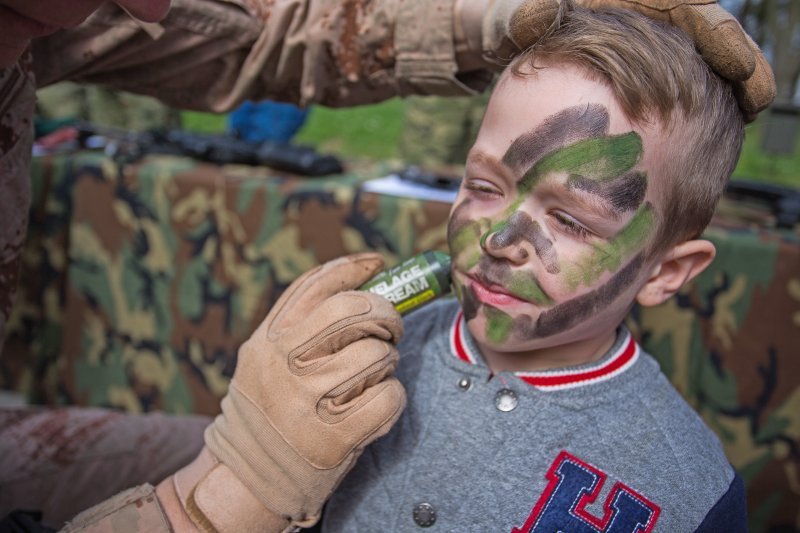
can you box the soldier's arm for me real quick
[30,0,774,116]
[31,0,496,112]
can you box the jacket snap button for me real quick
[495,388,518,412]
[413,502,437,527]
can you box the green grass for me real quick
[182,102,800,188]
[180,98,406,161]
[733,118,800,188]
[293,99,406,161]
[181,111,229,134]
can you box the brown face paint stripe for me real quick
[487,211,559,274]
[461,283,480,321]
[567,171,647,214]
[477,256,553,306]
[513,252,645,339]
[501,104,609,176]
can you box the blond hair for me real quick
[510,2,744,256]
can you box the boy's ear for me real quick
[636,240,716,307]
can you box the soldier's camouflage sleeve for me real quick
[31,0,492,111]
[0,53,35,363]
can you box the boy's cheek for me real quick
[447,217,492,270]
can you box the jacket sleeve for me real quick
[31,0,492,111]
[693,471,748,533]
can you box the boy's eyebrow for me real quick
[561,183,623,222]
[466,150,518,185]
[567,172,648,216]
[501,103,610,176]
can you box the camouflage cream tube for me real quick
[360,251,452,315]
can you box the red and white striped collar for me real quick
[449,310,640,391]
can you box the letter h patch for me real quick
[512,451,660,533]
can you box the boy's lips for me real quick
[468,275,529,308]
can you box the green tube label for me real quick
[360,251,451,314]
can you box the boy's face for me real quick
[448,61,665,359]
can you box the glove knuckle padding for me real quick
[507,0,561,50]
[278,292,403,369]
[268,252,387,330]
[673,4,755,81]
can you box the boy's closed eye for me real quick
[464,178,504,198]
[538,182,626,240]
[550,210,594,241]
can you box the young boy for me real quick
[321,4,746,532]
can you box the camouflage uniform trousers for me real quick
[0,407,208,528]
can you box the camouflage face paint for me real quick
[514,253,645,338]
[448,202,492,271]
[567,171,647,214]
[502,103,610,175]
[563,204,655,291]
[511,131,644,214]
[487,211,559,274]
[450,103,657,345]
[484,306,514,344]
[476,256,553,306]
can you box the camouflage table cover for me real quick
[4,151,799,532]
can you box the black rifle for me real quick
[75,123,344,177]
[725,180,800,229]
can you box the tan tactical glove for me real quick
[458,0,775,119]
[182,253,406,532]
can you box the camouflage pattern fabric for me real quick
[626,218,800,533]
[3,151,452,414]
[4,151,799,532]
[36,82,182,133]
[398,94,489,168]
[0,407,207,526]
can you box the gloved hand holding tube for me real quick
[155,253,407,532]
[150,251,451,532]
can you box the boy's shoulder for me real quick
[557,347,741,529]
[580,347,733,479]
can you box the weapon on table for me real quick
[72,122,344,177]
[725,180,800,229]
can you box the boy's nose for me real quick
[482,228,530,265]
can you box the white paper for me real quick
[361,174,458,204]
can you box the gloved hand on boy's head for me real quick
[480,0,775,118]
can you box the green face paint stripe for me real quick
[499,132,644,224]
[564,203,655,290]
[450,221,482,256]
[505,270,553,306]
[518,132,643,195]
[450,217,492,271]
[480,220,510,249]
[484,306,514,344]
